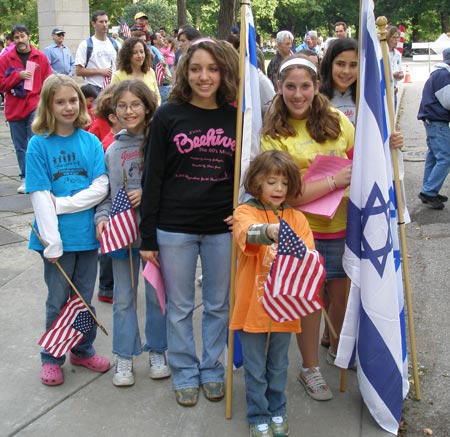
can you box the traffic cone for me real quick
[404,64,412,83]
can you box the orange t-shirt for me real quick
[230,202,315,334]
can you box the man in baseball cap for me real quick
[134,12,151,40]
[45,28,74,76]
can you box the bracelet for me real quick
[331,175,338,190]
[327,176,336,192]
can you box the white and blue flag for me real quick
[335,0,409,434]
[239,4,262,203]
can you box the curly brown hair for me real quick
[169,38,238,107]
[244,150,303,201]
[262,54,341,143]
[116,38,152,75]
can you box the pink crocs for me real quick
[70,353,110,373]
[41,364,64,386]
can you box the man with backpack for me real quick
[75,10,118,93]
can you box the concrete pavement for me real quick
[0,62,448,436]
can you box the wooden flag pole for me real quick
[30,224,108,336]
[123,169,136,310]
[376,15,421,400]
[225,0,249,420]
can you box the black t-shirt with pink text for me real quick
[140,102,236,251]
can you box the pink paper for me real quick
[143,262,165,315]
[295,155,351,219]
[24,61,37,91]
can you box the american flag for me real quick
[263,219,325,322]
[119,17,131,39]
[100,187,138,253]
[155,62,165,86]
[102,74,111,89]
[38,296,95,358]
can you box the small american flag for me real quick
[263,218,325,322]
[119,17,131,39]
[102,74,111,89]
[100,187,138,253]
[155,62,165,86]
[38,296,95,358]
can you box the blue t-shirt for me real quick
[26,129,106,252]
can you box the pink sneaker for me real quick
[70,353,110,373]
[41,364,64,386]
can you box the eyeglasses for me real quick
[115,103,144,112]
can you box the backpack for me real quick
[85,36,119,67]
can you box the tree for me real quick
[217,0,237,40]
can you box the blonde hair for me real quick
[32,75,90,135]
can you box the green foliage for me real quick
[0,0,38,36]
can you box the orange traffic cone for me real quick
[404,64,412,83]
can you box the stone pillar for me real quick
[37,0,90,56]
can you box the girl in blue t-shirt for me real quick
[26,74,110,386]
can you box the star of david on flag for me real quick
[100,187,138,253]
[335,1,409,434]
[263,219,325,322]
[38,296,95,358]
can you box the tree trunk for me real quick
[440,11,449,34]
[217,0,236,40]
[177,0,187,28]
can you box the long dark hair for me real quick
[319,38,358,103]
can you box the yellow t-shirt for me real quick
[111,69,161,106]
[230,203,315,334]
[260,110,354,235]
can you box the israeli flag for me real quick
[239,4,262,203]
[335,0,409,434]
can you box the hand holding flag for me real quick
[100,187,138,254]
[263,218,324,322]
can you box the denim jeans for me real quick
[9,110,36,179]
[157,229,231,390]
[158,85,172,104]
[98,253,114,298]
[112,254,167,358]
[421,120,450,196]
[40,249,98,365]
[238,330,291,426]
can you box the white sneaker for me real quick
[17,181,25,194]
[113,356,134,386]
[149,351,171,379]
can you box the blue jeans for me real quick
[98,253,113,298]
[238,331,291,426]
[157,229,231,390]
[421,120,450,196]
[158,85,172,104]
[112,254,167,357]
[9,110,36,179]
[40,249,98,365]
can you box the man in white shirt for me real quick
[75,10,117,92]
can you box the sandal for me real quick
[41,364,64,386]
[70,353,110,373]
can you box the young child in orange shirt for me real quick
[230,150,317,437]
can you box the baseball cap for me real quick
[52,28,65,35]
[130,25,143,32]
[134,12,148,20]
[443,47,450,64]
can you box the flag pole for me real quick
[376,15,421,400]
[225,0,249,420]
[30,224,109,336]
[123,169,136,310]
